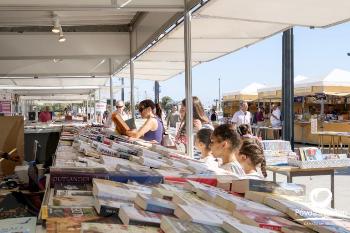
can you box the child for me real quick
[195,128,218,167]
[210,124,245,177]
[236,138,267,179]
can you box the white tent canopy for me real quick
[295,69,350,88]
[116,0,350,81]
[0,0,350,98]
[224,82,266,96]
[0,0,188,96]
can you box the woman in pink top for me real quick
[39,106,52,122]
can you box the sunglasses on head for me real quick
[116,105,124,108]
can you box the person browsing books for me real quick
[195,128,219,168]
[210,124,246,177]
[125,99,164,144]
[113,100,129,121]
[175,96,214,153]
[38,106,52,123]
[236,138,266,180]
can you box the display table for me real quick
[267,165,349,208]
[294,120,350,146]
[251,125,282,140]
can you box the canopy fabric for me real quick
[116,0,350,81]
[0,0,186,96]
[223,82,266,101]
[257,75,310,99]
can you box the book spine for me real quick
[50,172,108,187]
[129,219,160,227]
[108,174,163,185]
[99,205,119,216]
[146,204,174,215]
[259,223,282,231]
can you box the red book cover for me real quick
[164,177,218,187]
[233,209,297,231]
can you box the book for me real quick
[50,188,95,207]
[81,223,160,233]
[174,204,239,227]
[0,193,34,219]
[94,196,134,216]
[0,217,36,233]
[214,193,284,216]
[54,183,92,193]
[281,225,316,233]
[299,147,324,161]
[160,216,227,233]
[134,193,176,215]
[93,179,152,199]
[118,206,162,226]
[172,192,230,215]
[111,112,130,135]
[231,179,305,196]
[232,208,300,232]
[222,220,277,233]
[46,207,97,219]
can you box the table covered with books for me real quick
[1,125,350,233]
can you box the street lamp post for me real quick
[218,77,221,112]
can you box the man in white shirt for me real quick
[270,104,281,139]
[231,101,251,129]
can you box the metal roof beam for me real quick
[0,25,129,32]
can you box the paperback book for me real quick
[134,193,176,215]
[118,206,162,227]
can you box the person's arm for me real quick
[125,118,155,139]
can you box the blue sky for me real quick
[123,22,350,107]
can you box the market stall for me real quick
[293,69,350,145]
[222,82,266,117]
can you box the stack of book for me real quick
[262,140,293,166]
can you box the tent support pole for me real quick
[184,0,193,158]
[130,32,135,118]
[121,78,125,101]
[282,28,294,150]
[93,92,96,122]
[155,81,160,104]
[109,58,114,112]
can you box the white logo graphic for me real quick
[309,188,332,208]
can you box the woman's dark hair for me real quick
[139,99,162,120]
[181,96,209,123]
[212,124,241,151]
[196,128,213,150]
[238,124,251,136]
[239,138,267,178]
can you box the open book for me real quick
[111,112,130,135]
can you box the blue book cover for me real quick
[108,171,163,185]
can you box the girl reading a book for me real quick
[125,99,164,144]
[236,138,267,179]
[195,128,219,167]
[175,96,213,153]
[210,124,246,177]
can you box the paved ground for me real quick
[266,168,350,214]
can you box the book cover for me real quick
[50,171,108,188]
[232,209,298,231]
[0,217,36,233]
[108,171,163,185]
[160,216,227,233]
[54,183,92,192]
[300,147,324,161]
[92,178,152,201]
[118,206,162,227]
[174,204,238,227]
[94,197,134,216]
[81,223,160,233]
[222,220,277,233]
[46,207,97,218]
[172,192,230,215]
[231,179,305,196]
[111,112,130,135]
[51,191,95,207]
[0,193,34,219]
[134,194,176,215]
[214,193,284,216]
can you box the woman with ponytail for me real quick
[237,138,267,179]
[125,99,164,143]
